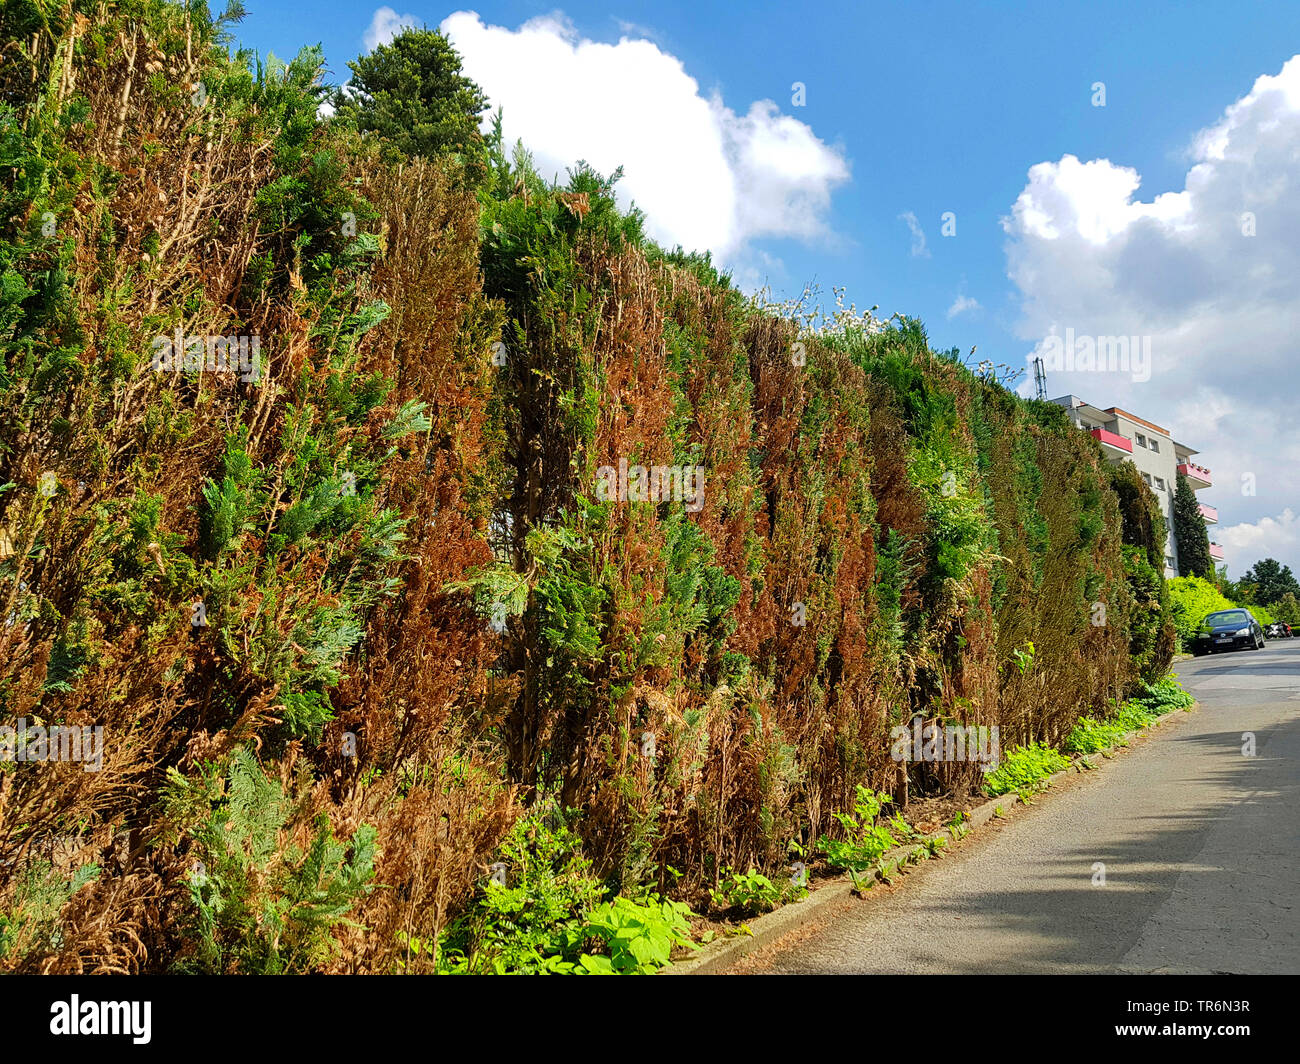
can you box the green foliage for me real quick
[443,561,531,625]
[163,748,377,974]
[200,431,260,559]
[526,522,609,683]
[435,806,694,974]
[0,860,99,962]
[1168,575,1240,647]
[1103,457,1176,683]
[1121,545,1176,683]
[707,863,785,910]
[981,741,1071,798]
[435,807,604,974]
[873,529,911,661]
[1010,640,1036,675]
[912,443,989,585]
[560,894,696,974]
[332,27,489,174]
[1064,703,1161,753]
[1063,714,1130,754]
[1064,675,1191,753]
[817,786,899,889]
[1273,592,1300,626]
[1132,675,1195,713]
[642,514,743,669]
[1239,558,1300,606]
[1108,461,1168,569]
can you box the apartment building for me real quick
[1050,395,1221,578]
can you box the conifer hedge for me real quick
[0,0,1172,971]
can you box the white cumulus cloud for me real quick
[947,294,980,319]
[1003,55,1300,576]
[1218,509,1300,570]
[364,7,419,52]
[439,11,850,262]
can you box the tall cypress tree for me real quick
[1173,472,1213,578]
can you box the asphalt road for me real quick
[750,639,1300,974]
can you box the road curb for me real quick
[663,703,1194,975]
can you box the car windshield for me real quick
[1205,610,1249,626]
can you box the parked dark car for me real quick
[1191,609,1266,655]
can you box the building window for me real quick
[1142,473,1152,486]
[1154,476,1165,491]
[1166,556,1176,569]
[1149,439,1160,453]
[1135,433,1146,447]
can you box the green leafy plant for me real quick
[981,741,1071,799]
[709,867,782,916]
[1010,640,1036,675]
[1133,675,1195,712]
[1167,576,1242,649]
[435,807,604,974]
[560,894,697,974]
[890,813,919,841]
[1065,676,1193,753]
[818,786,899,890]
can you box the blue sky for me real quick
[232,2,1300,576]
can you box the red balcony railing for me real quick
[1178,462,1212,487]
[1091,427,1132,453]
[1199,503,1218,523]
[1209,542,1225,561]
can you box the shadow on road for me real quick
[773,644,1300,973]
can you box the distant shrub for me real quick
[1168,576,1241,647]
